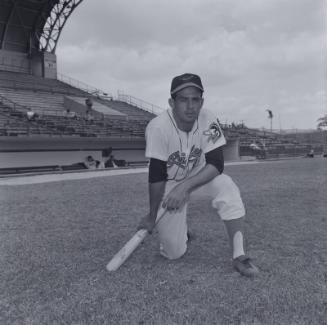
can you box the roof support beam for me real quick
[37,0,83,53]
[9,0,31,50]
[0,1,15,49]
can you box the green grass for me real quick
[0,158,326,324]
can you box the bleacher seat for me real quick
[0,70,152,139]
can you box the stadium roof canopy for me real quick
[0,0,83,54]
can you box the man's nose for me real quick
[186,99,195,109]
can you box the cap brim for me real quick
[171,82,204,95]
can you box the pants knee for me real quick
[160,240,187,260]
[210,174,246,220]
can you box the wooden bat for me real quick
[106,228,148,272]
[106,209,167,272]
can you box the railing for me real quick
[59,74,165,115]
[57,73,113,99]
[117,91,164,115]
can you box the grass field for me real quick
[0,158,326,325]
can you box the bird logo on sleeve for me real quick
[203,119,222,143]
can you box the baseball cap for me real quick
[170,73,204,96]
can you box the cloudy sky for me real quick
[57,0,326,130]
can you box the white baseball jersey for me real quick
[145,108,226,182]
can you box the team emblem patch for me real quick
[203,120,222,143]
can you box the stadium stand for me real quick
[236,126,317,158]
[0,70,154,139]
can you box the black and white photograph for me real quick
[0,0,326,324]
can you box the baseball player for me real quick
[138,73,259,277]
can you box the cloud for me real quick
[57,0,326,129]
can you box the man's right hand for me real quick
[137,214,156,234]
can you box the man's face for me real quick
[169,86,204,125]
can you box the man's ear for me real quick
[168,98,174,109]
[200,98,204,109]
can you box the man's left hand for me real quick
[162,183,190,212]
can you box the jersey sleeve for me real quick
[201,110,226,153]
[145,120,169,161]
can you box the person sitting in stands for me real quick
[84,155,100,169]
[26,109,37,121]
[307,149,314,158]
[85,98,93,111]
[84,97,95,121]
[65,108,77,119]
[85,110,94,122]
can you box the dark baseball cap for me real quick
[170,73,204,96]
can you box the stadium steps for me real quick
[100,99,155,120]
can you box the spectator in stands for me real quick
[85,110,94,122]
[83,98,93,122]
[307,149,314,158]
[85,97,93,112]
[26,109,37,121]
[84,155,100,169]
[250,142,266,159]
[65,108,77,119]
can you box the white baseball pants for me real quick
[155,173,245,260]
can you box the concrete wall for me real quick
[43,52,57,79]
[0,137,146,169]
[0,136,240,169]
[224,139,240,161]
[0,50,30,73]
[0,150,146,168]
[0,49,57,79]
[31,51,57,79]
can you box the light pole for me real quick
[266,109,273,133]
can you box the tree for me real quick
[317,114,327,130]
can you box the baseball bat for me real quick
[106,210,167,272]
[106,228,148,272]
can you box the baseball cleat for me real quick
[232,255,259,277]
